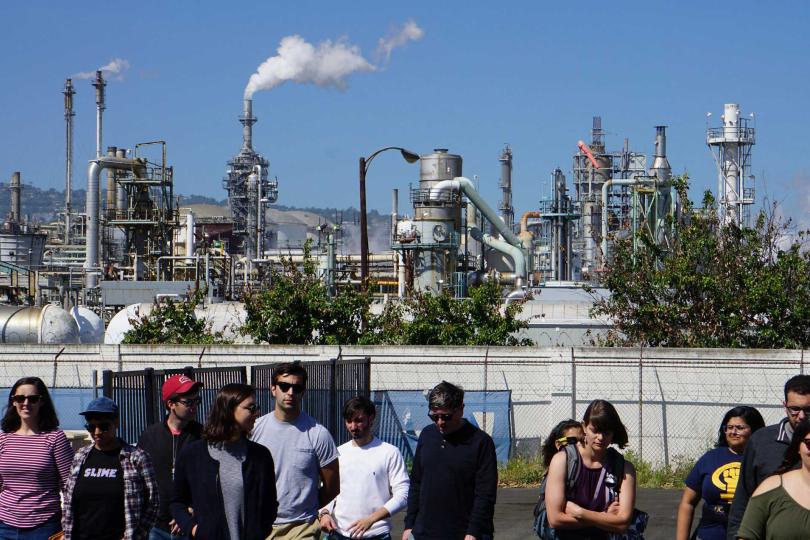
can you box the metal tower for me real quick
[707,103,756,227]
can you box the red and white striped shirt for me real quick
[0,430,74,527]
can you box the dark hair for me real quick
[582,399,629,449]
[776,420,810,475]
[1,377,60,433]
[343,395,376,421]
[784,375,810,399]
[716,406,766,447]
[428,381,464,410]
[542,419,582,469]
[271,362,308,387]
[203,384,255,443]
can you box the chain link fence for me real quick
[0,344,805,465]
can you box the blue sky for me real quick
[2,1,809,225]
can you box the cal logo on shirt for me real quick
[83,467,118,478]
[711,462,740,500]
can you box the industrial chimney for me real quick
[9,172,21,224]
[240,98,256,153]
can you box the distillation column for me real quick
[63,78,75,245]
[9,172,21,224]
[498,145,514,233]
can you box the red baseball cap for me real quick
[162,374,203,402]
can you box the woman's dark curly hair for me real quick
[203,384,255,443]
[716,406,765,448]
[542,419,582,469]
[1,377,60,433]
[776,420,810,475]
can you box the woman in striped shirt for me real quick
[0,376,74,539]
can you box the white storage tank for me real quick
[0,304,81,344]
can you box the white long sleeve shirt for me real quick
[324,436,410,537]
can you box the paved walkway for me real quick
[390,487,682,540]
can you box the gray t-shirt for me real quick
[207,439,247,540]
[250,411,338,524]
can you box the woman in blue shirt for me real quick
[676,406,765,540]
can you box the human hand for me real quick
[348,515,377,537]
[565,501,584,519]
[464,535,478,540]
[320,513,337,532]
[169,519,182,535]
[191,524,198,538]
[606,500,621,515]
[402,528,412,540]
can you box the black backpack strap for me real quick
[563,443,581,493]
[607,447,626,496]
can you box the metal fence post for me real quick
[638,347,643,460]
[92,369,98,399]
[570,348,577,420]
[329,357,338,441]
[102,370,113,398]
[144,367,157,427]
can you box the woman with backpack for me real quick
[676,406,765,540]
[545,399,637,540]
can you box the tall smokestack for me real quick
[64,78,75,244]
[92,70,106,159]
[10,172,21,223]
[240,98,257,153]
[650,126,671,182]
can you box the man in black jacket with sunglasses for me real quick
[137,374,203,540]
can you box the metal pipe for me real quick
[519,211,540,235]
[430,177,523,248]
[577,140,599,169]
[63,79,75,245]
[105,146,117,213]
[254,165,263,258]
[84,156,148,288]
[9,172,21,224]
[601,178,654,265]
[469,227,526,288]
[186,211,195,261]
[391,188,398,243]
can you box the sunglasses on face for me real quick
[11,394,41,404]
[85,422,112,433]
[173,397,201,407]
[276,382,305,395]
[786,406,810,417]
[428,412,455,423]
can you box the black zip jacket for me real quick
[170,438,278,540]
[137,419,203,532]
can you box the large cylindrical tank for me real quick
[70,306,105,344]
[0,305,81,344]
[418,148,463,190]
[104,302,250,344]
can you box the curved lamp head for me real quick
[400,149,420,163]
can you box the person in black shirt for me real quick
[138,374,203,540]
[63,396,159,540]
[403,381,497,540]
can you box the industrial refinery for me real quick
[0,62,759,346]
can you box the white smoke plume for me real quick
[244,21,423,99]
[74,58,131,81]
[244,35,375,99]
[376,19,424,64]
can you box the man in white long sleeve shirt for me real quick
[319,396,410,540]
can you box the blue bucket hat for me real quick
[80,396,119,417]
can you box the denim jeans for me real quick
[0,515,61,540]
[148,526,188,540]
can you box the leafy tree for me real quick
[362,280,534,346]
[241,241,372,345]
[123,289,230,345]
[591,176,810,348]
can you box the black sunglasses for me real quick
[85,422,112,433]
[787,406,810,416]
[11,394,41,404]
[428,412,455,423]
[276,382,305,395]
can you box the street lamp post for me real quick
[359,146,420,290]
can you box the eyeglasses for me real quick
[724,424,750,433]
[244,403,260,414]
[276,382,305,395]
[11,394,41,404]
[85,422,112,433]
[173,397,201,407]
[428,412,455,423]
[786,406,810,417]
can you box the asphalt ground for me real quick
[389,487,683,540]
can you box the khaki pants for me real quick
[267,519,321,540]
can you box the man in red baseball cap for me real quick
[138,374,203,540]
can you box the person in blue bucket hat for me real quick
[61,396,159,540]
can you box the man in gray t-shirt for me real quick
[251,362,339,539]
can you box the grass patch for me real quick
[498,451,695,489]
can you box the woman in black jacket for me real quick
[171,384,277,540]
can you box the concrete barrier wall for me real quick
[0,344,806,465]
